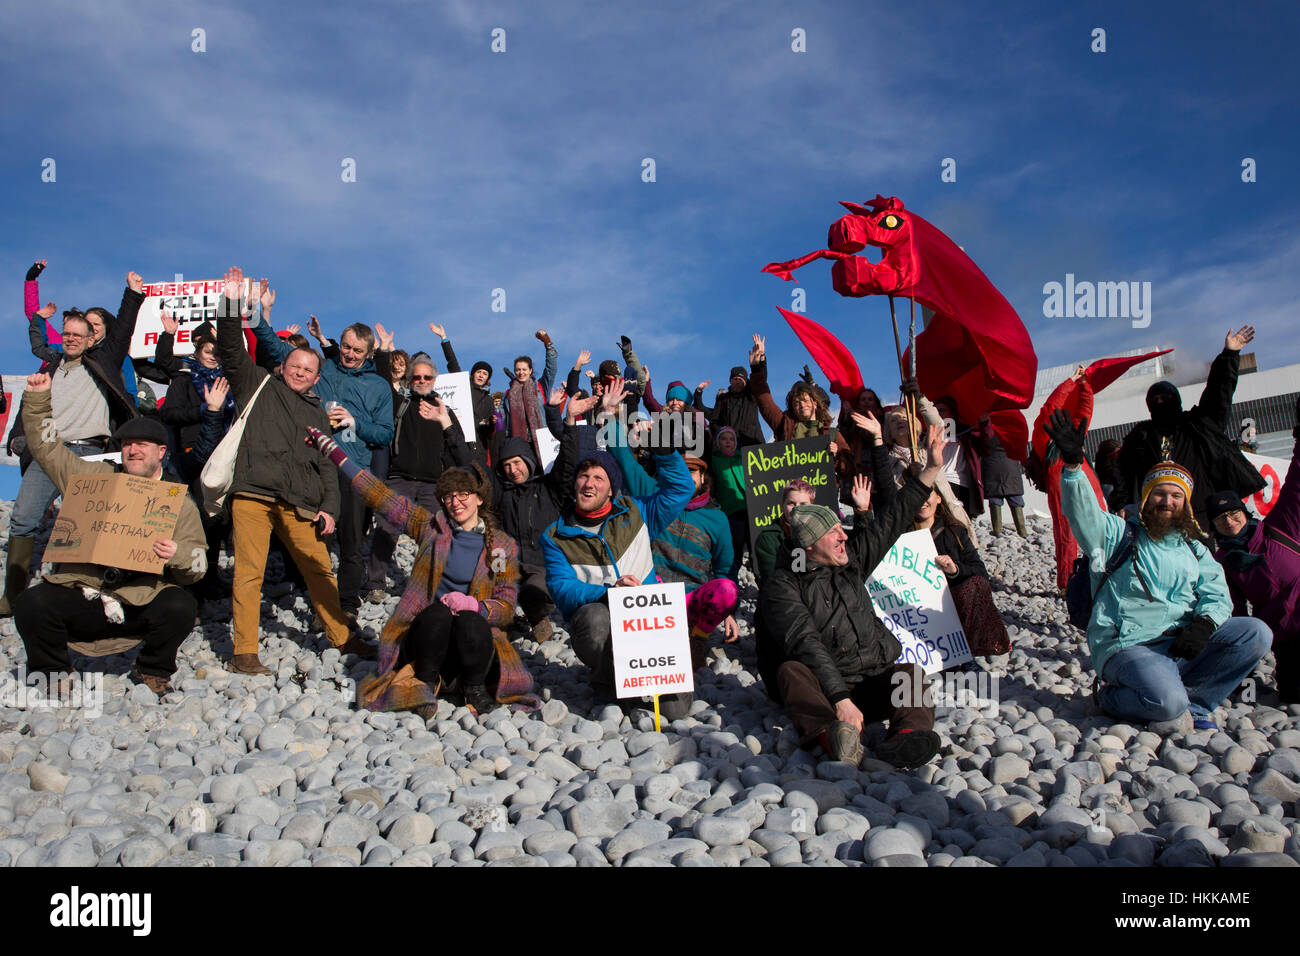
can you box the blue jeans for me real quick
[1100,617,1272,722]
[9,444,105,538]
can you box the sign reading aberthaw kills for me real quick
[45,473,187,574]
[742,435,838,553]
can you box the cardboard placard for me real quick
[610,582,694,698]
[534,427,561,473]
[130,278,254,360]
[867,529,971,674]
[432,371,476,445]
[44,473,187,574]
[742,435,838,554]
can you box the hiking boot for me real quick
[464,684,495,715]
[131,664,175,696]
[1147,710,1193,736]
[338,633,378,660]
[366,588,389,604]
[875,728,941,769]
[413,703,438,722]
[531,618,554,643]
[229,654,271,676]
[824,720,865,765]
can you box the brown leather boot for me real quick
[337,633,378,660]
[229,653,271,676]
[131,663,175,695]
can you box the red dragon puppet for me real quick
[763,195,1038,459]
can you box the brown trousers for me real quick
[231,496,350,655]
[778,660,935,745]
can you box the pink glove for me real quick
[440,592,480,615]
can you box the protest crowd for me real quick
[4,257,1295,790]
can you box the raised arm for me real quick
[1194,331,1252,430]
[215,267,264,404]
[100,273,145,368]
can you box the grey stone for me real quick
[321,814,380,849]
[694,816,752,847]
[865,827,923,860]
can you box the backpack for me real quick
[1065,515,1147,630]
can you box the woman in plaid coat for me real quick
[306,426,536,717]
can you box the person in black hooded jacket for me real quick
[1111,327,1265,532]
[489,388,582,641]
[366,355,471,599]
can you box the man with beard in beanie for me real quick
[1206,396,1300,703]
[761,422,948,769]
[693,335,766,450]
[1049,410,1271,732]
[540,409,694,716]
[1111,326,1264,531]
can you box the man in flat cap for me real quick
[13,371,207,696]
[760,421,949,769]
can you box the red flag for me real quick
[766,196,1038,458]
[1085,349,1173,393]
[777,307,864,400]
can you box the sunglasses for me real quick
[412,375,435,381]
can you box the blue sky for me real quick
[2,0,1297,497]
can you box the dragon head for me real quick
[827,196,911,254]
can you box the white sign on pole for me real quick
[867,529,971,674]
[534,427,560,473]
[130,278,252,361]
[1241,450,1291,519]
[609,582,694,698]
[432,371,476,445]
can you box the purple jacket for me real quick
[1215,436,1300,634]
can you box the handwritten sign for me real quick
[610,582,694,698]
[432,371,476,445]
[867,529,971,674]
[742,435,838,553]
[45,473,187,574]
[129,277,254,360]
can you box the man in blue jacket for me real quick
[1048,410,1271,732]
[250,293,395,615]
[541,405,694,717]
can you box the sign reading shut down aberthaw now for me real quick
[610,582,694,698]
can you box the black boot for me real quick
[0,536,36,617]
[464,684,495,715]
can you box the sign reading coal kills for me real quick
[610,582,694,698]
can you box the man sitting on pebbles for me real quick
[14,372,207,697]
[1047,410,1271,732]
[760,422,948,769]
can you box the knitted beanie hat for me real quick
[787,504,840,550]
[576,450,624,496]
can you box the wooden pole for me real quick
[889,296,919,458]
